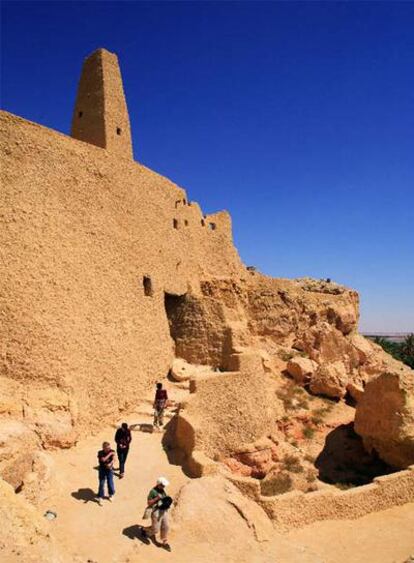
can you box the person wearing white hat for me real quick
[142,477,172,551]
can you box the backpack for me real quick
[157,496,173,511]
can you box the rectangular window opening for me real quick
[143,276,153,297]
[209,222,216,231]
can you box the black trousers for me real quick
[117,447,129,474]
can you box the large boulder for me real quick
[354,369,414,468]
[170,358,213,382]
[173,475,275,544]
[310,361,349,399]
[286,357,318,385]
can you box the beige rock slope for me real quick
[0,477,67,562]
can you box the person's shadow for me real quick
[71,488,100,504]
[122,525,150,545]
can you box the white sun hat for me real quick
[157,476,170,487]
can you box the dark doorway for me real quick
[164,292,186,345]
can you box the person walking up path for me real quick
[153,383,168,430]
[114,422,132,478]
[97,441,115,505]
[142,477,172,551]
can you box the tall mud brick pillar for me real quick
[71,48,133,159]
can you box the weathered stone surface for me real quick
[20,451,58,506]
[346,382,365,403]
[355,369,414,468]
[173,475,274,544]
[287,357,318,385]
[173,371,284,460]
[0,477,65,562]
[227,438,278,478]
[170,358,213,382]
[310,361,349,399]
[0,420,39,490]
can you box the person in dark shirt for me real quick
[153,383,168,430]
[97,441,115,505]
[114,422,132,478]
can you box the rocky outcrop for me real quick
[173,475,275,544]
[223,437,279,479]
[309,361,348,399]
[286,357,318,385]
[0,420,39,491]
[354,369,414,468]
[170,358,212,382]
[0,477,65,562]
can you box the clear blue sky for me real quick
[1,1,413,332]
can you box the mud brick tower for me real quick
[71,48,133,158]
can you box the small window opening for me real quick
[175,200,181,208]
[116,127,122,135]
[209,222,216,231]
[201,219,205,226]
[143,276,153,297]
[173,218,178,229]
[183,198,187,205]
[184,220,189,227]
[78,111,83,118]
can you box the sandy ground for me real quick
[40,386,414,563]
[288,503,414,563]
[49,412,189,562]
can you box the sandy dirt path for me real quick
[49,419,189,563]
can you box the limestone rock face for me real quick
[170,358,212,382]
[354,370,414,468]
[287,357,318,385]
[0,477,65,562]
[20,452,58,506]
[224,437,279,479]
[310,361,349,399]
[173,475,274,544]
[0,420,39,490]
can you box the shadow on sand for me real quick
[315,422,395,486]
[71,488,100,504]
[122,525,150,545]
[160,416,195,479]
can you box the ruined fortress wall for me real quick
[227,467,414,529]
[179,369,283,458]
[0,110,243,438]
